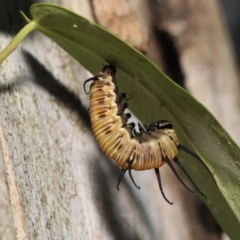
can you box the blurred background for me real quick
[221,0,240,65]
[0,0,239,239]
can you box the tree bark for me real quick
[0,0,235,239]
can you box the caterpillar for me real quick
[84,65,208,204]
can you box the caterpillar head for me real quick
[83,65,116,94]
[102,65,116,76]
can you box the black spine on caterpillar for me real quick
[84,65,212,204]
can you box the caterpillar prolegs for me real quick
[84,65,207,204]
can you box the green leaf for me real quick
[1,3,240,239]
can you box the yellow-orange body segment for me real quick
[88,68,180,171]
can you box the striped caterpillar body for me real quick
[84,65,207,204]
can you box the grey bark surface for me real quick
[0,1,164,239]
[0,0,234,240]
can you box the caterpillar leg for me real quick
[117,168,127,191]
[174,157,206,199]
[164,157,196,193]
[127,159,141,190]
[121,93,126,99]
[116,159,141,190]
[154,168,173,205]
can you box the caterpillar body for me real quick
[84,65,207,204]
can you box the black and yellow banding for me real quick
[84,65,206,204]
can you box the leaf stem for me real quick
[0,21,37,64]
